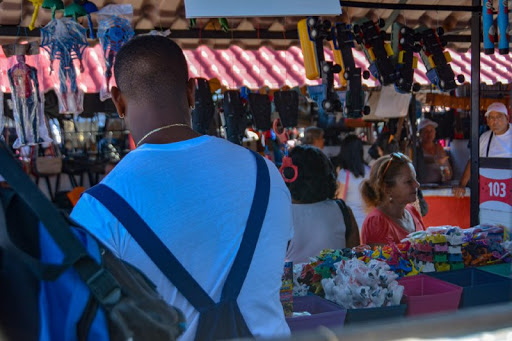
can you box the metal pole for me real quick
[470,0,481,226]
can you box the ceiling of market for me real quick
[0,0,477,51]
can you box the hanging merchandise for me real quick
[63,2,87,20]
[42,0,64,19]
[40,17,89,114]
[28,0,44,30]
[97,4,135,101]
[82,0,99,39]
[497,0,510,54]
[352,18,397,86]
[248,93,272,132]
[222,90,246,145]
[483,0,496,54]
[390,22,421,94]
[191,78,215,135]
[416,26,465,92]
[331,22,370,118]
[6,55,52,149]
[274,90,299,128]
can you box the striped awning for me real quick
[1,44,511,94]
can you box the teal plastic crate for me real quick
[479,263,512,278]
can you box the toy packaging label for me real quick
[280,261,294,317]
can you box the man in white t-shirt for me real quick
[453,102,512,197]
[71,36,293,340]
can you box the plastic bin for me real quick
[427,268,512,307]
[344,304,407,325]
[286,295,346,333]
[398,275,462,316]
[479,263,512,278]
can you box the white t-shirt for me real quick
[71,135,293,341]
[286,200,346,264]
[479,124,512,157]
[337,166,370,230]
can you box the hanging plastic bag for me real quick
[7,55,52,148]
[97,4,135,101]
[40,17,88,114]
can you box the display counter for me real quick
[421,185,470,229]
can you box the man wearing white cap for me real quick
[417,118,452,184]
[453,102,511,197]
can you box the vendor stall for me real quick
[421,186,471,228]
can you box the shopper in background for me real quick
[302,126,325,150]
[284,145,360,264]
[331,135,370,230]
[367,131,399,165]
[453,102,512,197]
[361,152,426,246]
[417,118,453,184]
[71,35,293,340]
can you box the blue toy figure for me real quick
[483,0,496,54]
[498,0,510,54]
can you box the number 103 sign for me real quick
[479,167,512,228]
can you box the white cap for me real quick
[485,102,509,117]
[418,118,438,131]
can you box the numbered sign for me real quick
[480,177,512,203]
[479,167,512,229]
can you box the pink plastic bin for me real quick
[398,275,463,317]
[285,296,346,333]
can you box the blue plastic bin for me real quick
[427,268,512,308]
[286,295,346,333]
[344,304,407,325]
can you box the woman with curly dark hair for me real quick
[283,145,360,263]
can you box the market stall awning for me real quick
[1,44,511,93]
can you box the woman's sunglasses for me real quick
[382,152,407,178]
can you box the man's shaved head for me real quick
[114,35,189,106]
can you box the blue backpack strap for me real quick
[220,151,270,300]
[86,184,215,312]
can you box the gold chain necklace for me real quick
[136,123,190,147]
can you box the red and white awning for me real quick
[1,44,511,93]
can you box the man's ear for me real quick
[186,78,196,109]
[111,86,126,119]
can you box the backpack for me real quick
[85,150,271,341]
[0,141,186,341]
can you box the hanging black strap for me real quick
[0,141,122,309]
[86,150,270,311]
[486,131,493,157]
[335,199,352,234]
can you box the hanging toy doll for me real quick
[97,4,135,100]
[40,17,88,114]
[6,54,52,149]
